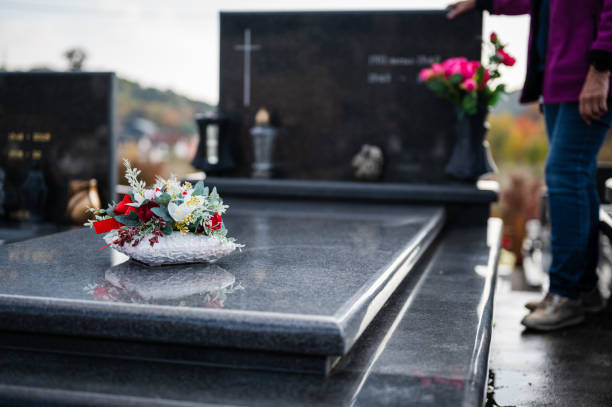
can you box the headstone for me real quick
[0,72,116,223]
[218,10,482,182]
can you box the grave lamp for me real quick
[250,108,279,178]
[192,112,235,175]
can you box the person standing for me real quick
[449,0,611,331]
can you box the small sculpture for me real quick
[352,145,384,181]
[66,179,101,225]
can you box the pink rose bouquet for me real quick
[419,32,515,115]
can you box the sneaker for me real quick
[581,286,607,313]
[524,293,554,312]
[521,294,585,331]
[525,288,607,313]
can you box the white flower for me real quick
[166,180,182,197]
[168,202,196,222]
[145,189,158,200]
[127,191,146,208]
[184,194,204,207]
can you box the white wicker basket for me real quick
[103,232,238,266]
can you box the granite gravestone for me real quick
[218,10,482,182]
[0,72,116,223]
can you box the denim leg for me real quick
[544,103,610,299]
[580,157,601,291]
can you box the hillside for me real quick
[117,77,214,139]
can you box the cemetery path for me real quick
[489,288,612,407]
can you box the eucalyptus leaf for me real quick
[106,202,116,214]
[193,181,205,196]
[151,206,172,222]
[156,192,171,206]
[162,224,173,235]
[115,214,140,226]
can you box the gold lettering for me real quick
[8,132,24,141]
[9,210,30,221]
[32,150,42,160]
[33,132,51,142]
[8,149,24,159]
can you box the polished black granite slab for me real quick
[0,72,116,223]
[0,221,502,406]
[203,177,499,203]
[0,198,443,362]
[218,11,482,182]
[0,221,67,244]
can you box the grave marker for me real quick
[218,10,482,182]
[0,72,116,223]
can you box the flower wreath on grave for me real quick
[86,160,243,266]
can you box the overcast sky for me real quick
[0,0,529,104]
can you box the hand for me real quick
[579,66,610,125]
[447,0,476,19]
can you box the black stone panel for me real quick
[0,72,116,223]
[219,10,482,182]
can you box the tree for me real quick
[64,48,87,71]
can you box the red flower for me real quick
[208,212,223,231]
[497,49,516,66]
[502,235,513,250]
[490,32,498,44]
[115,194,137,215]
[136,201,159,223]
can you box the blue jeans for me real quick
[544,103,612,299]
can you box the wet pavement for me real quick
[489,282,612,406]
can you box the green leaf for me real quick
[115,214,140,226]
[488,91,501,106]
[448,73,463,85]
[193,181,205,196]
[106,202,117,215]
[426,80,446,93]
[155,192,171,206]
[151,206,172,222]
[461,93,478,115]
[161,224,173,235]
[189,218,201,233]
[475,66,485,86]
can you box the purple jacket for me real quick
[479,0,612,103]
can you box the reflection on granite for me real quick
[84,262,244,308]
[0,222,502,406]
[0,72,116,223]
[0,198,444,357]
